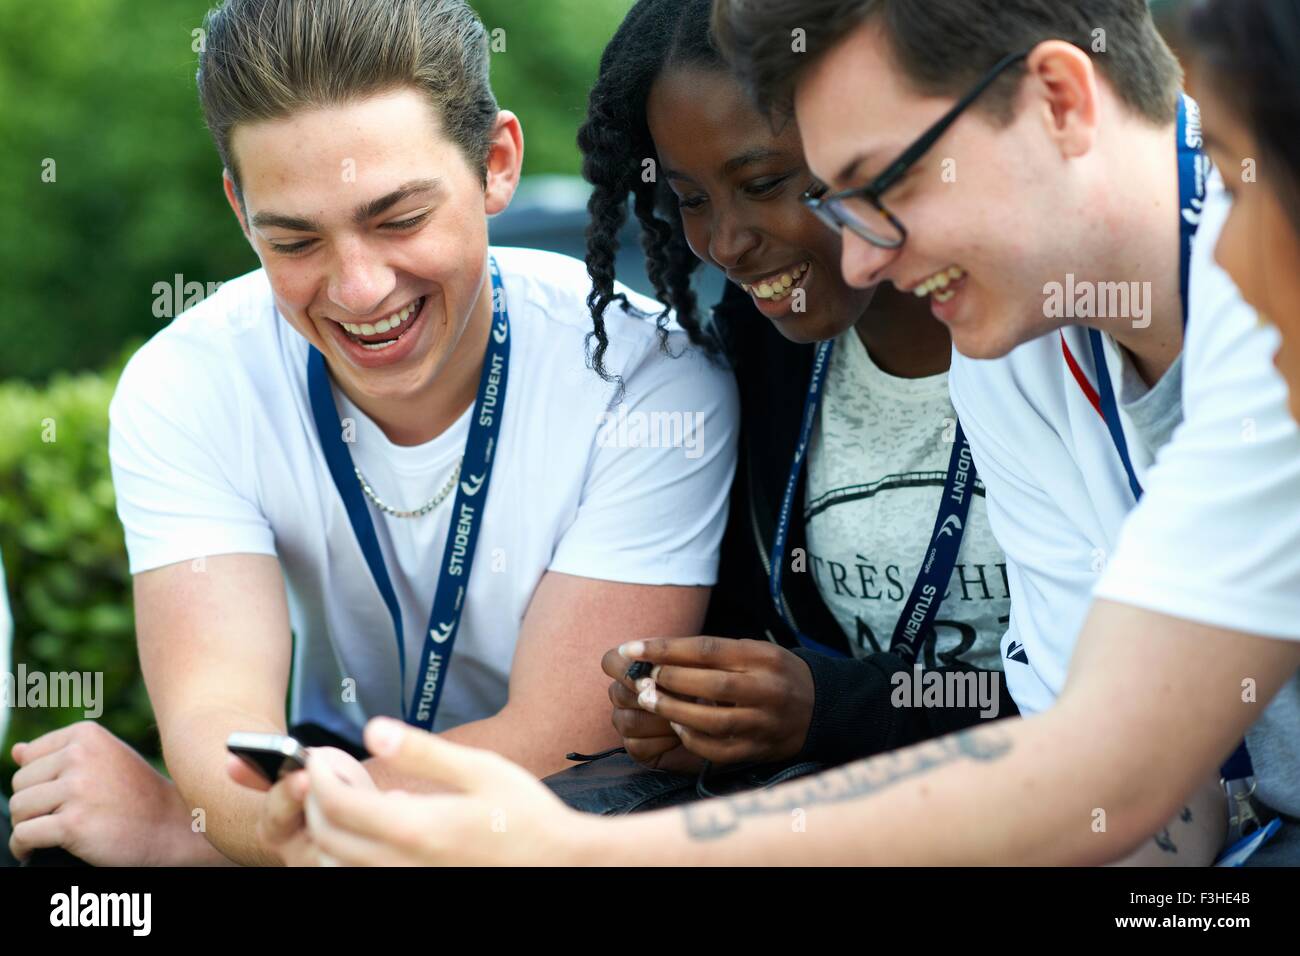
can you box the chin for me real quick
[955,306,1056,361]
[950,325,1015,362]
[773,313,857,346]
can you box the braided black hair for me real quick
[578,0,728,382]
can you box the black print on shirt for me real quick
[807,554,1011,606]
[804,472,986,521]
[856,616,979,667]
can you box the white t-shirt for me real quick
[109,247,739,743]
[805,328,1008,669]
[949,177,1300,717]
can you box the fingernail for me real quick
[650,665,662,682]
[670,722,685,736]
[368,717,404,756]
[638,684,658,709]
[636,677,652,692]
[620,641,645,659]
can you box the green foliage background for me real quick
[0,0,633,793]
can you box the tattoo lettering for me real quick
[1154,806,1194,854]
[681,727,1013,840]
[1154,828,1177,853]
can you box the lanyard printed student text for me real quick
[1074,95,1268,862]
[769,339,977,662]
[307,257,510,731]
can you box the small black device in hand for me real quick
[227,732,309,784]
[624,661,652,682]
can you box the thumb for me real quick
[363,717,511,792]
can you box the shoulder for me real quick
[492,245,676,344]
[111,269,281,422]
[490,246,727,391]
[949,333,1075,440]
[1095,184,1300,633]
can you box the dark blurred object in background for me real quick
[489,175,723,307]
[1150,0,1197,87]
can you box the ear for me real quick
[222,169,253,241]
[483,110,524,217]
[1023,40,1100,159]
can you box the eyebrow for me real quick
[723,147,785,174]
[663,147,791,184]
[250,178,442,233]
[834,150,879,188]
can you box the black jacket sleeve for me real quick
[791,648,1019,767]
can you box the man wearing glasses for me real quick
[706,0,1300,864]
[290,0,1300,867]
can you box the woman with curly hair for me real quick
[578,0,1016,775]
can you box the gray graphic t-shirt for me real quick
[804,328,1009,670]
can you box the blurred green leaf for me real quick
[0,0,634,382]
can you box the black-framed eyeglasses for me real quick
[801,49,1031,249]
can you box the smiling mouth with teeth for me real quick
[914,267,967,304]
[339,296,425,351]
[742,262,810,302]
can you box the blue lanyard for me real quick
[888,422,976,662]
[1088,93,1206,504]
[307,257,510,731]
[1082,99,1256,788]
[770,338,975,660]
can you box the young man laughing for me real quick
[283,0,1300,867]
[8,0,737,867]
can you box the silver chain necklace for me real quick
[354,459,462,519]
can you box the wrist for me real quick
[569,807,706,866]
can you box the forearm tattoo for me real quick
[1154,806,1194,854]
[681,726,1014,841]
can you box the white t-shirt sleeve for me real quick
[1095,192,1300,638]
[109,334,276,575]
[547,338,739,587]
[950,350,1106,713]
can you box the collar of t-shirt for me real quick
[1099,332,1186,470]
[334,389,471,497]
[839,325,950,401]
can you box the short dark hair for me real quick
[197,0,499,194]
[1189,0,1300,231]
[712,0,1182,126]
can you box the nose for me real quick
[326,236,396,317]
[707,206,761,274]
[840,229,900,290]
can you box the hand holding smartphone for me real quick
[226,732,309,785]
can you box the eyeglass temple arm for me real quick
[872,50,1031,196]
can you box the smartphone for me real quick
[227,732,309,784]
